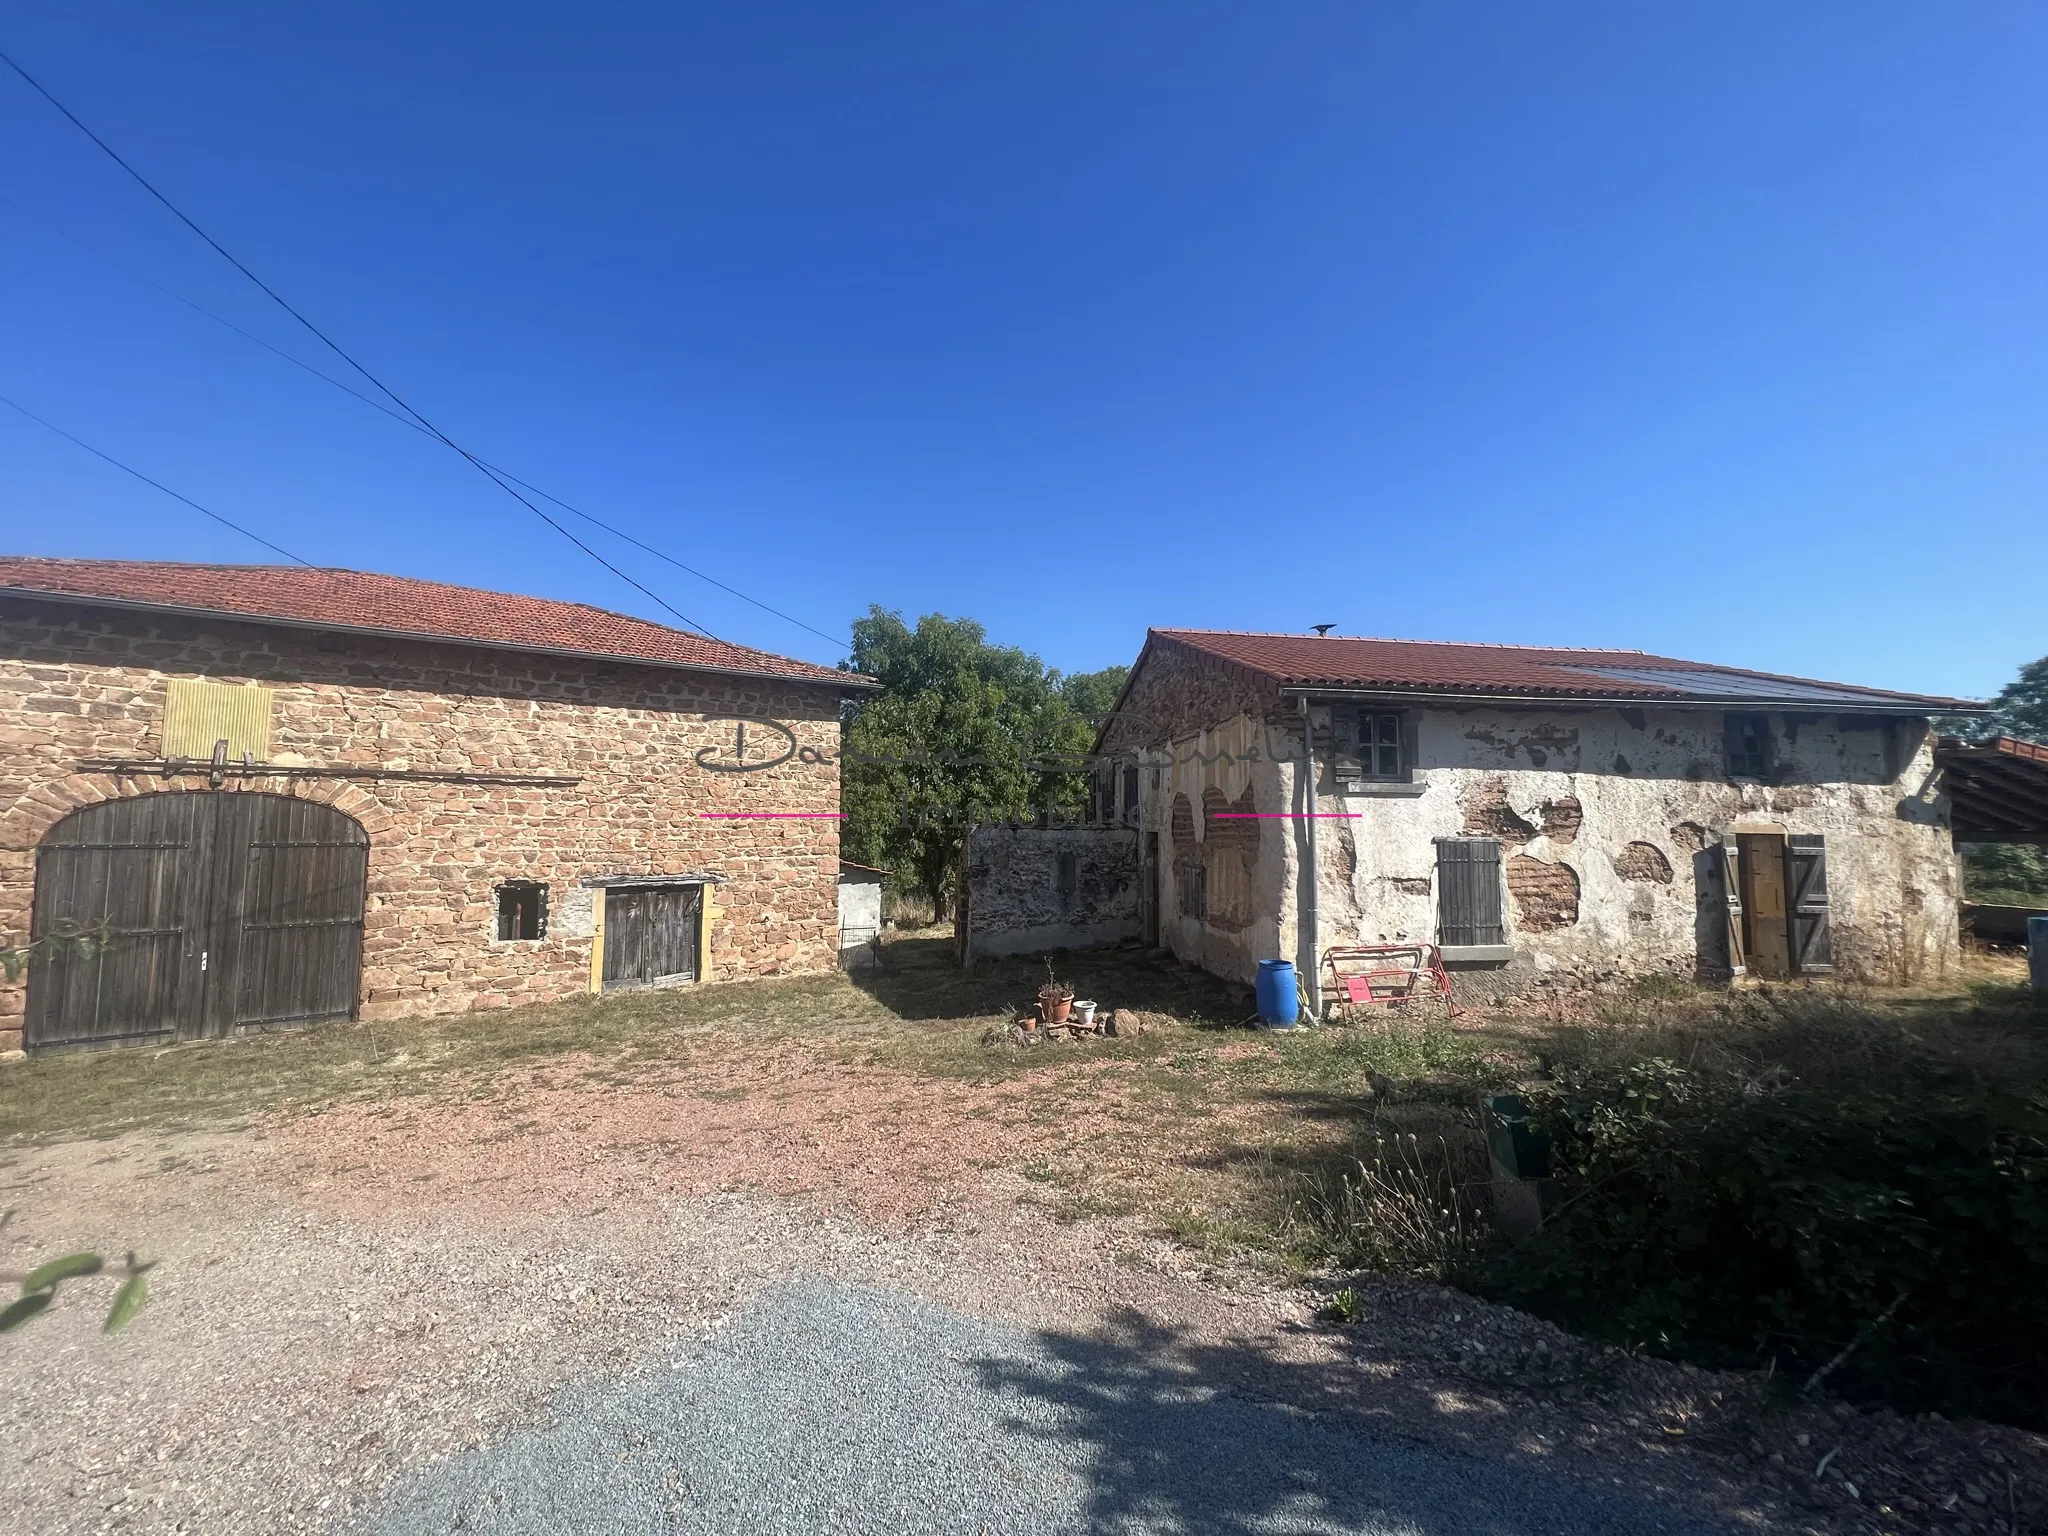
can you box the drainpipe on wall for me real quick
[1298,696,1323,1020]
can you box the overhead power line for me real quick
[0,393,315,565]
[0,46,722,642]
[5,202,848,649]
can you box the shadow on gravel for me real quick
[366,1279,1722,1536]
[850,937,1245,1025]
[976,1308,1720,1536]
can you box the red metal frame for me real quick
[1320,943,1463,1019]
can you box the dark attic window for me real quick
[1724,712,1773,780]
[495,881,547,941]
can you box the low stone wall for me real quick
[961,824,1138,960]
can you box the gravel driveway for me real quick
[366,1278,1711,1536]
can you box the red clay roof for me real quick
[0,558,869,688]
[1150,628,1978,711]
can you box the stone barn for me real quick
[0,558,873,1056]
[1089,628,1981,1006]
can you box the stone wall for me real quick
[961,823,1139,959]
[0,595,848,1052]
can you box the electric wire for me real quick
[0,46,723,642]
[0,393,315,565]
[4,198,847,648]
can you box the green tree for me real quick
[839,608,1126,923]
[1982,655,2048,741]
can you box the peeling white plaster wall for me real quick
[1138,706,1958,990]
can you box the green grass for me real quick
[0,937,1244,1143]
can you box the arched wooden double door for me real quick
[26,792,369,1053]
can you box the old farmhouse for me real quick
[1082,628,1979,1003]
[0,558,871,1056]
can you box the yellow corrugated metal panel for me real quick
[163,679,274,761]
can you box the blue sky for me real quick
[2,2,2043,700]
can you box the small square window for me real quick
[1725,713,1772,779]
[1337,711,1406,782]
[495,881,547,941]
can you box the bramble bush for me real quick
[1486,991,2048,1428]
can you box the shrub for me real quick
[1486,993,2048,1427]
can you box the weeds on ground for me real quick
[1318,1286,1366,1325]
[1288,1131,1498,1285]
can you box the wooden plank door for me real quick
[1738,833,1792,979]
[25,794,205,1051]
[601,884,702,990]
[224,796,370,1032]
[26,792,368,1051]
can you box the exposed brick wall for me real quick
[1506,854,1581,931]
[0,596,847,1052]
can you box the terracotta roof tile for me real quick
[0,558,869,689]
[1151,629,1977,711]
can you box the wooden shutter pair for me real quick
[1714,835,1832,976]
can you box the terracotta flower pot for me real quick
[1039,991,1073,1025]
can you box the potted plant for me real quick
[1037,958,1074,1025]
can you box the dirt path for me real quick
[2,1054,2038,1535]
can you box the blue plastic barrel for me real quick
[1256,959,1299,1027]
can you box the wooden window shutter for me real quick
[1784,835,1834,975]
[163,679,273,761]
[1718,841,1747,975]
[1434,837,1505,946]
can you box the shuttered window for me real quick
[1435,837,1505,947]
[1725,712,1772,779]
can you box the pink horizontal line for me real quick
[1212,812,1360,819]
[699,812,845,819]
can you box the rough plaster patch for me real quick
[1384,877,1433,897]
[1668,821,1714,855]
[1613,842,1674,884]
[1507,855,1580,931]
